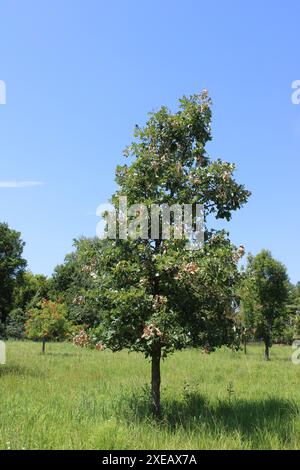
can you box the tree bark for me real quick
[151,347,161,418]
[264,339,270,361]
[244,339,247,355]
[42,338,46,354]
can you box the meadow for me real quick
[1,341,300,450]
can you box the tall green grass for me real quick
[0,341,300,449]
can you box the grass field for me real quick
[1,341,300,450]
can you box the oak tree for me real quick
[86,92,250,416]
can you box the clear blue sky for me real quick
[0,0,299,282]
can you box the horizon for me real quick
[1,0,299,282]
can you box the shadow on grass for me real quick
[0,364,46,378]
[42,352,77,357]
[120,389,298,446]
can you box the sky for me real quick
[0,0,299,282]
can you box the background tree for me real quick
[5,272,50,338]
[25,300,71,353]
[287,282,300,311]
[237,271,257,354]
[280,282,300,343]
[13,272,49,311]
[51,237,102,327]
[293,312,300,340]
[0,222,26,335]
[241,250,289,360]
[5,308,28,339]
[235,311,254,354]
[82,91,250,417]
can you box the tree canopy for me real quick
[25,300,71,353]
[0,222,26,331]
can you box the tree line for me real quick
[0,91,299,417]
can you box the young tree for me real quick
[241,250,289,360]
[86,92,250,417]
[0,223,26,333]
[25,300,71,353]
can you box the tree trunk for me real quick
[151,348,161,418]
[244,339,247,355]
[264,339,270,361]
[42,338,46,354]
